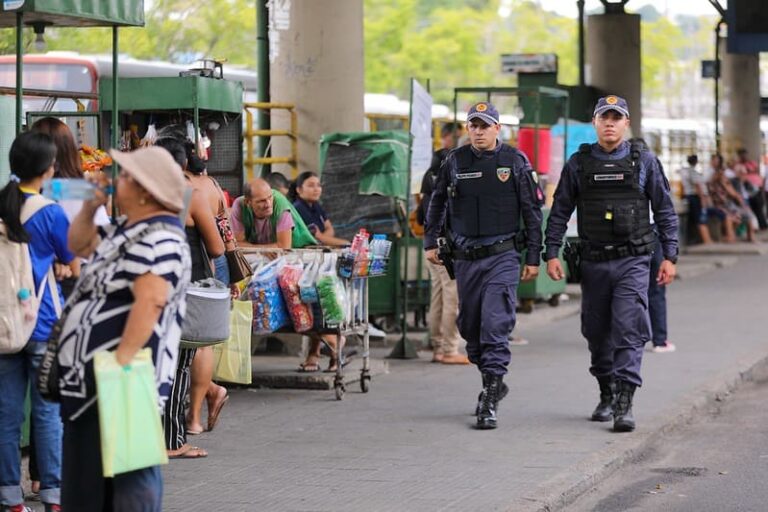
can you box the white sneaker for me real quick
[367,325,386,339]
[651,343,676,353]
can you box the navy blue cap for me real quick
[593,95,630,118]
[466,102,500,125]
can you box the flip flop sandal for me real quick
[169,445,208,459]
[206,393,230,433]
[297,362,322,373]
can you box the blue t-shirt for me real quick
[293,198,328,234]
[22,193,75,341]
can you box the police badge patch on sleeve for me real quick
[497,167,511,182]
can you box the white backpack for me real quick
[0,195,61,354]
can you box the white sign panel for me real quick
[409,78,433,192]
[267,0,291,63]
[501,53,558,74]
[3,0,25,9]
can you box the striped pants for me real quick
[163,347,197,451]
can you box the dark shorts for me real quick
[708,208,727,221]
[687,195,726,224]
[686,195,707,225]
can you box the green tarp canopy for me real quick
[100,77,244,114]
[0,0,144,27]
[318,131,410,200]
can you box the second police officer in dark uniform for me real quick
[424,102,544,430]
[544,95,678,432]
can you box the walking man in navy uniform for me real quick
[424,102,543,430]
[544,95,678,432]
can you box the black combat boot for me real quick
[475,373,509,416]
[590,377,615,422]
[613,380,636,432]
[476,373,504,430]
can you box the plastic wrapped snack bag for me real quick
[316,254,348,327]
[246,258,289,334]
[278,262,314,332]
[299,257,320,304]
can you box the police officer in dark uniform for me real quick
[544,95,678,432]
[424,102,544,430]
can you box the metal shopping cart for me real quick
[241,247,388,400]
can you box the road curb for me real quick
[508,347,768,512]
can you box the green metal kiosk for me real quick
[99,76,245,195]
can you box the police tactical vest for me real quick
[448,144,520,237]
[576,143,653,248]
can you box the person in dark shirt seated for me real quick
[290,171,349,246]
[265,172,291,198]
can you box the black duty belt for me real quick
[453,238,518,261]
[580,241,653,262]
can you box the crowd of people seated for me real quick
[680,149,765,244]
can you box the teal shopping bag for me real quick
[94,348,169,477]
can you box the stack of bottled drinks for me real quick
[337,229,391,279]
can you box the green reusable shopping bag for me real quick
[94,348,169,477]
[213,300,254,385]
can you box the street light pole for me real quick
[714,17,724,154]
[577,0,585,87]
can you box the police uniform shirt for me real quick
[424,142,544,267]
[544,140,679,261]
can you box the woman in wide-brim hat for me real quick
[58,146,192,511]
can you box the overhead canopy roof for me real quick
[0,0,144,27]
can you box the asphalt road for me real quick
[567,377,768,512]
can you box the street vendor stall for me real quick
[0,0,144,143]
[99,75,245,196]
[235,233,390,400]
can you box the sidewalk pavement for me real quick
[161,252,767,511]
[242,253,740,391]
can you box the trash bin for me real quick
[518,208,567,312]
[368,236,430,331]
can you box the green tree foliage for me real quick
[0,0,717,111]
[0,0,256,68]
[641,16,686,101]
[364,0,581,105]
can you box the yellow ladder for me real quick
[244,102,298,179]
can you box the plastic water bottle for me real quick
[370,234,390,275]
[17,288,35,322]
[356,236,370,277]
[42,178,113,201]
[350,229,368,255]
[378,235,392,258]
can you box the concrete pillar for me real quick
[720,44,761,161]
[585,13,642,136]
[268,0,365,178]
